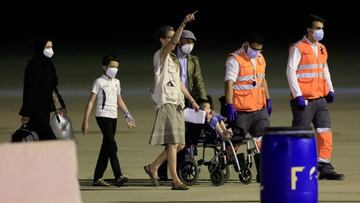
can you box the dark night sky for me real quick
[0,1,359,91]
[0,0,359,47]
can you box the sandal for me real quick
[171,182,189,190]
[144,164,159,186]
[93,179,110,186]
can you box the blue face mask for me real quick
[313,29,324,41]
[246,47,259,59]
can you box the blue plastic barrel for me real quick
[261,127,317,203]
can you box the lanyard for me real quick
[251,58,257,86]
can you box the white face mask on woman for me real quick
[43,48,54,58]
[106,67,118,78]
[181,43,194,55]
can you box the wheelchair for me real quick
[177,96,260,186]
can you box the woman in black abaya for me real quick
[19,36,66,140]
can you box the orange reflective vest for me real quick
[295,39,328,99]
[231,51,266,112]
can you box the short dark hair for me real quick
[247,32,265,44]
[305,14,325,29]
[154,25,174,39]
[197,98,209,105]
[102,54,119,66]
[197,95,214,110]
[197,98,210,110]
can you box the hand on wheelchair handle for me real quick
[222,129,233,140]
[225,104,237,123]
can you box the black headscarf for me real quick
[19,36,60,117]
[32,36,52,59]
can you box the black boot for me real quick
[254,153,261,183]
[318,162,345,180]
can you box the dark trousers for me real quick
[30,111,56,140]
[94,117,122,181]
[233,108,270,138]
[290,97,331,129]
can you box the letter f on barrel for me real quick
[291,166,305,190]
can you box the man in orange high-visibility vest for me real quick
[286,14,344,180]
[225,32,271,183]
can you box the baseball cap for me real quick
[181,30,197,41]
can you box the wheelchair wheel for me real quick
[210,169,225,186]
[218,155,230,183]
[178,159,199,186]
[208,161,219,173]
[239,166,252,185]
[222,165,230,183]
[208,157,230,184]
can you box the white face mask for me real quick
[106,67,118,78]
[181,43,194,55]
[43,48,54,58]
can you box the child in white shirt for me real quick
[82,54,135,187]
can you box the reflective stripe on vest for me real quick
[233,84,257,90]
[296,72,325,79]
[298,63,326,70]
[236,73,265,82]
[294,39,329,99]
